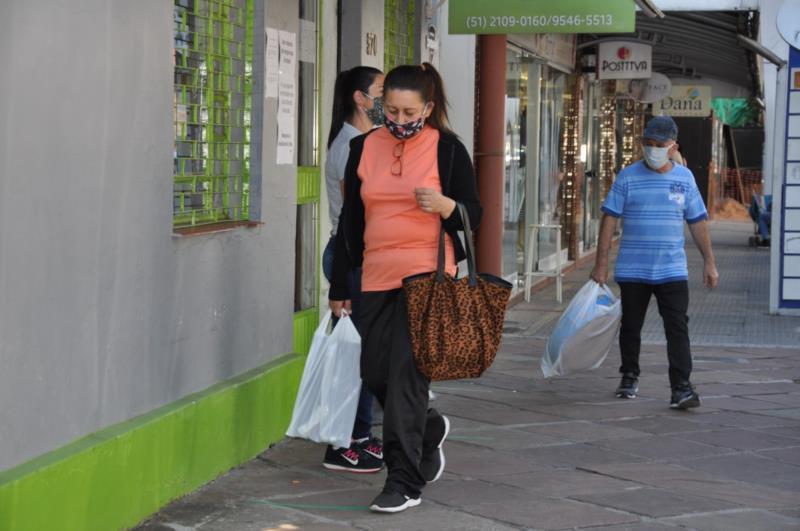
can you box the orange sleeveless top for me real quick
[358,126,456,291]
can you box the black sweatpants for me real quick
[358,288,443,498]
[618,281,692,388]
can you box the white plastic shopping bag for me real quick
[286,311,362,449]
[541,280,621,378]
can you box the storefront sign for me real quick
[449,0,635,35]
[597,41,651,79]
[627,73,671,103]
[508,34,576,73]
[658,85,711,117]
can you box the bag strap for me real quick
[436,202,478,286]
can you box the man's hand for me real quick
[414,188,456,218]
[590,264,608,286]
[704,260,719,289]
[329,299,352,317]
[688,220,717,290]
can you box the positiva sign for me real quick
[448,0,635,34]
[597,41,651,79]
[658,85,712,117]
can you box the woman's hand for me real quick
[329,299,352,318]
[414,188,456,218]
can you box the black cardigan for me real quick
[330,129,482,300]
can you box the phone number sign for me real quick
[449,0,635,34]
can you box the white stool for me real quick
[524,224,563,303]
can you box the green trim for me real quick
[0,353,304,531]
[293,306,320,356]
[297,165,321,204]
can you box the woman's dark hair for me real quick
[383,62,454,136]
[327,66,383,148]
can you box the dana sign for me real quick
[597,41,652,80]
[658,85,711,117]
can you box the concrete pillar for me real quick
[339,0,384,71]
[475,35,506,276]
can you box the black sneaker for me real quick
[369,489,421,513]
[670,382,700,410]
[322,445,382,473]
[355,436,383,460]
[420,415,449,483]
[615,373,639,399]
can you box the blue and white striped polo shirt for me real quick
[602,160,708,284]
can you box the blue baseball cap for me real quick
[643,115,678,142]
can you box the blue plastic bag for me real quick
[542,281,621,378]
[286,311,362,448]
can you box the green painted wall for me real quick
[0,353,304,531]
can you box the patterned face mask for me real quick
[361,92,385,126]
[384,104,430,140]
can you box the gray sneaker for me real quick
[615,373,639,399]
[670,382,700,410]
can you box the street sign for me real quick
[448,0,636,35]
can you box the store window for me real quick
[173,0,254,229]
[503,46,566,284]
[536,66,566,269]
[582,80,602,252]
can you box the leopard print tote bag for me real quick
[403,203,513,381]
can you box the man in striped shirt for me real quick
[591,115,719,409]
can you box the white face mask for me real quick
[643,144,673,169]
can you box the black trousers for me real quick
[358,288,443,498]
[618,281,692,388]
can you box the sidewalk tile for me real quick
[665,509,800,531]
[466,498,639,530]
[571,487,736,518]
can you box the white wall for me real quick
[436,0,476,154]
[0,0,299,470]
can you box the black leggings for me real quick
[358,288,443,497]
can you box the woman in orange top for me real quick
[329,63,481,513]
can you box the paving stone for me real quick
[687,454,800,492]
[601,416,711,435]
[592,434,733,462]
[571,487,736,518]
[745,393,800,407]
[521,420,650,443]
[699,396,792,411]
[490,468,639,497]
[665,509,800,531]
[758,447,800,467]
[424,478,529,506]
[465,498,639,530]
[750,425,800,440]
[443,441,547,478]
[685,411,799,429]
[758,408,800,421]
[519,442,648,467]
[687,428,800,451]
[581,524,680,531]
[448,426,564,450]
[358,507,520,531]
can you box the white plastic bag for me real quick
[542,280,621,378]
[286,311,362,449]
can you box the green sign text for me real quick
[449,0,636,35]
